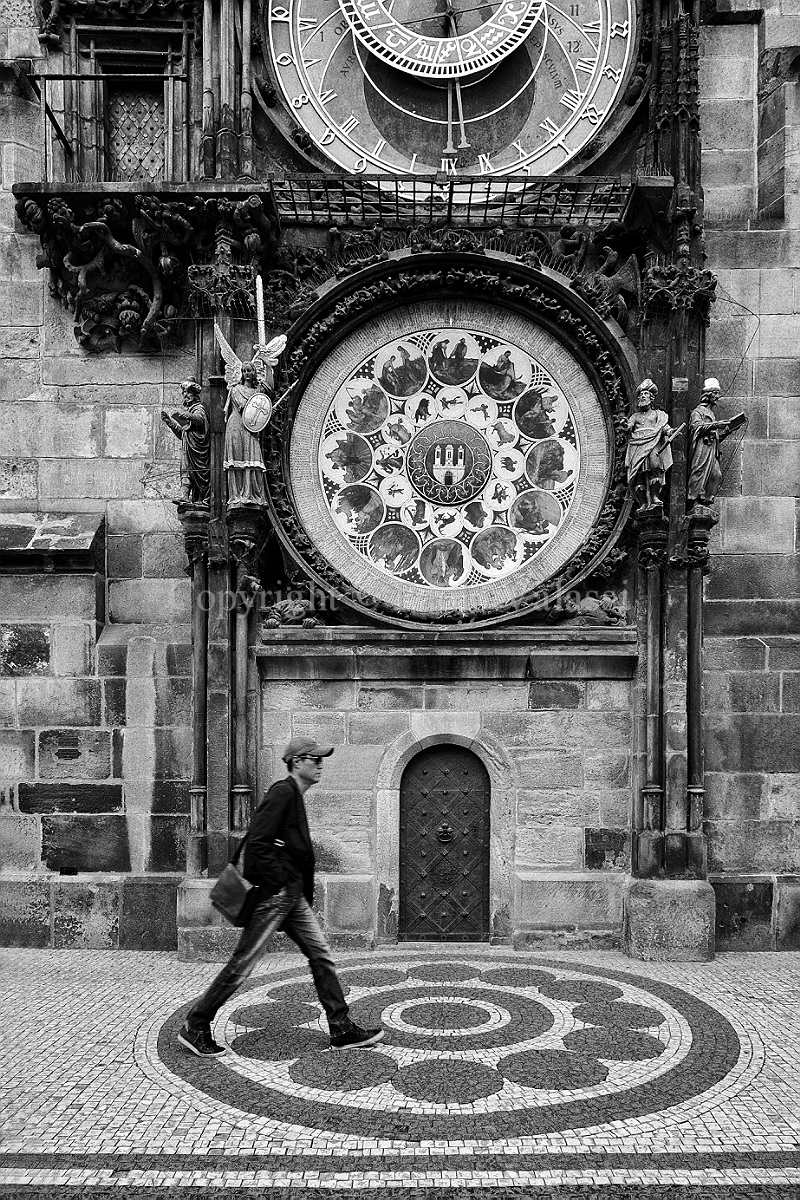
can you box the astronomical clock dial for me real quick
[267,0,635,177]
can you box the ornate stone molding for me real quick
[263,251,634,630]
[14,186,279,351]
[36,0,198,44]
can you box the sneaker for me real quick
[178,1023,227,1057]
[330,1023,384,1050]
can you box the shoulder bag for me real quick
[209,834,257,927]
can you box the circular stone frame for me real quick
[265,252,634,629]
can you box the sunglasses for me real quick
[298,755,325,766]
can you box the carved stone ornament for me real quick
[36,0,198,44]
[15,190,279,351]
[264,252,633,629]
[642,262,717,325]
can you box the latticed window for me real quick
[105,84,166,182]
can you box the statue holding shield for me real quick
[214,281,286,511]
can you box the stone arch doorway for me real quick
[399,744,491,942]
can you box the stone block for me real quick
[758,316,800,359]
[516,824,584,868]
[411,711,481,742]
[516,871,622,928]
[0,812,41,870]
[313,745,383,791]
[0,625,49,677]
[119,875,179,950]
[585,828,630,869]
[107,534,143,580]
[357,685,425,710]
[154,678,192,726]
[52,624,92,677]
[176,926,239,961]
[518,789,596,824]
[775,875,800,951]
[704,772,766,821]
[177,878,222,929]
[108,578,191,624]
[597,790,631,827]
[711,877,774,952]
[141,531,185,578]
[425,683,528,710]
[700,98,755,152]
[19,782,121,814]
[151,780,190,814]
[106,499,181,534]
[0,729,34,776]
[515,752,583,789]
[38,459,146,500]
[584,751,630,788]
[103,407,153,458]
[705,599,800,637]
[707,555,800,600]
[768,398,800,439]
[527,681,585,709]
[1,400,100,459]
[290,711,346,745]
[742,440,800,495]
[154,727,192,779]
[704,672,781,713]
[103,679,127,726]
[346,712,410,744]
[706,819,800,873]
[38,727,112,780]
[146,815,189,872]
[586,681,631,711]
[0,575,98,621]
[0,876,51,947]
[53,877,120,949]
[41,815,131,873]
[753,358,800,396]
[0,679,16,727]
[16,678,101,727]
[704,637,767,672]
[702,150,754,189]
[0,458,37,498]
[485,710,631,751]
[325,877,375,931]
[622,878,715,962]
[706,713,800,772]
[720,497,797,553]
[0,327,39,357]
[765,773,800,819]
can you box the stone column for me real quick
[227,507,266,836]
[178,504,211,876]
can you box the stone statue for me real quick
[214,324,286,511]
[160,377,210,508]
[625,378,680,511]
[687,377,747,509]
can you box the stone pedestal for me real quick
[622,876,715,961]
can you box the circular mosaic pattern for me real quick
[290,301,612,620]
[159,957,742,1139]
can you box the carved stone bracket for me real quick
[642,261,717,325]
[263,250,634,629]
[14,185,280,351]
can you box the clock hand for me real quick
[446,9,471,151]
[402,2,499,27]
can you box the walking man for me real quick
[179,739,384,1057]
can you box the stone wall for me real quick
[237,631,639,955]
[0,25,195,946]
[701,13,800,951]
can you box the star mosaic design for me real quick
[158,956,741,1139]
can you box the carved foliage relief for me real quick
[289,300,611,620]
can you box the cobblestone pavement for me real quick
[2,946,800,1198]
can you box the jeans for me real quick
[188,885,351,1033]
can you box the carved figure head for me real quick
[241,362,257,386]
[702,377,721,405]
[181,377,201,404]
[636,378,658,408]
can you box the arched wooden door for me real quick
[399,745,491,941]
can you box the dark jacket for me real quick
[242,775,315,905]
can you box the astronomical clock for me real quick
[265,0,636,176]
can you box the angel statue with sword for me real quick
[214,298,286,510]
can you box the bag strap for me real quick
[230,833,248,866]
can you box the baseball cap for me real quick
[282,737,335,763]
